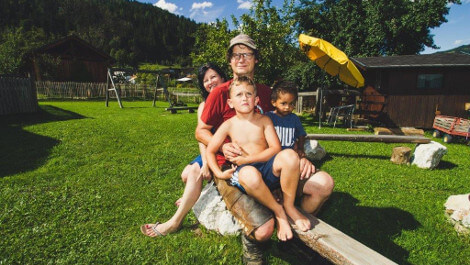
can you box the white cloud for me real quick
[189,1,224,23]
[454,40,463,45]
[191,1,213,11]
[237,0,252,10]
[154,0,180,14]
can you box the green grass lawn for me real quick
[1,100,469,264]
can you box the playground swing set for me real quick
[105,68,198,113]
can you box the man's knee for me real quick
[305,171,334,197]
[252,218,275,242]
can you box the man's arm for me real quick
[296,135,306,159]
[195,119,214,146]
[206,122,235,180]
[195,120,242,159]
[294,117,314,179]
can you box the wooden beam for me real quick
[306,134,430,144]
[290,213,398,265]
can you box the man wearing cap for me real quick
[196,34,334,264]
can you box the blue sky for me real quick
[138,0,470,54]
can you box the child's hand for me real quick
[220,164,237,179]
[199,164,212,181]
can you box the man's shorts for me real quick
[230,155,280,193]
[189,155,203,167]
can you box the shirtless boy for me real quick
[206,76,311,241]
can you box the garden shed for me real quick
[351,53,470,128]
[32,35,114,82]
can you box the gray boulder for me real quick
[192,182,241,235]
[304,139,326,161]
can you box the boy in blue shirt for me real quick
[266,80,307,158]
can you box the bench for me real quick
[165,106,198,114]
[290,212,398,265]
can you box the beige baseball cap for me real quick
[228,34,257,51]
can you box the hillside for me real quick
[439,44,470,54]
[0,0,199,67]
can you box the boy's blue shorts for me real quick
[189,155,203,167]
[230,155,280,193]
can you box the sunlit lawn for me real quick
[1,100,469,264]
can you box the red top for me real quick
[201,79,274,165]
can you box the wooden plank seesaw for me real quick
[290,212,398,265]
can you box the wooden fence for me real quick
[0,76,38,115]
[35,81,202,103]
[36,81,108,99]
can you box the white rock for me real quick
[462,213,470,228]
[444,194,470,212]
[444,193,470,231]
[192,182,241,235]
[304,140,326,161]
[411,141,447,169]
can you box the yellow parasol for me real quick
[299,34,364,88]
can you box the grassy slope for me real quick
[1,101,469,264]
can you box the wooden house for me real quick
[351,53,470,128]
[32,35,114,82]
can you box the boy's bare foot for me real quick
[274,211,293,241]
[284,206,311,232]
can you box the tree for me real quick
[295,0,461,56]
[234,0,299,85]
[0,0,199,68]
[190,0,299,85]
[0,28,24,75]
[0,27,49,76]
[190,19,232,77]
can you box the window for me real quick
[417,74,443,89]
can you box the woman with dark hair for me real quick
[197,63,227,100]
[141,63,227,237]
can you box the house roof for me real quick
[34,35,114,62]
[351,53,470,69]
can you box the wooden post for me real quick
[106,69,110,107]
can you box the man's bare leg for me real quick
[273,149,311,231]
[300,171,334,215]
[239,166,293,241]
[251,218,275,241]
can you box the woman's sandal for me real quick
[140,222,166,237]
